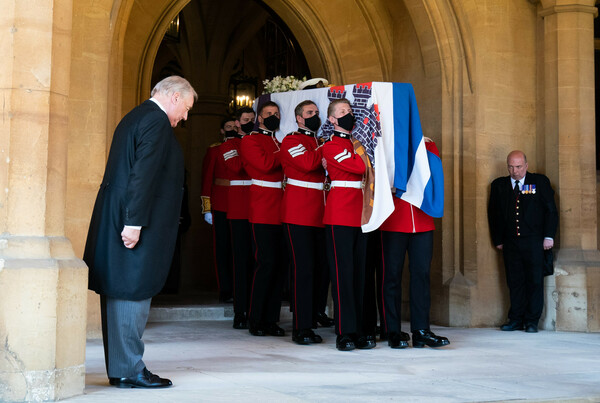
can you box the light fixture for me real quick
[229,53,257,113]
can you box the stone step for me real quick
[149,303,293,323]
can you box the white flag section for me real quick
[364,83,395,232]
[266,87,333,142]
[254,82,442,232]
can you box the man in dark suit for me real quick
[488,150,558,333]
[84,76,197,388]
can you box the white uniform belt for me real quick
[286,178,324,190]
[330,180,363,189]
[251,179,282,189]
[230,180,252,186]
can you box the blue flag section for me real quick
[391,83,444,218]
[419,150,444,218]
[254,82,444,229]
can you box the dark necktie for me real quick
[514,180,520,197]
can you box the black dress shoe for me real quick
[233,313,247,329]
[110,368,172,388]
[500,320,524,331]
[412,329,450,348]
[336,335,355,351]
[308,329,322,343]
[525,323,538,333]
[315,312,335,328]
[292,329,312,345]
[388,331,410,349]
[265,323,285,337]
[249,324,266,336]
[355,334,376,349]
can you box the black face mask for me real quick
[240,121,255,134]
[262,115,280,132]
[336,113,355,132]
[303,115,321,132]
[224,130,238,138]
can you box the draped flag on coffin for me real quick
[255,82,444,232]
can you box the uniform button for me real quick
[517,233,521,236]
[516,212,519,215]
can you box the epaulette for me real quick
[209,142,222,147]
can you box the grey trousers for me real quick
[100,295,152,378]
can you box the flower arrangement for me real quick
[262,75,306,94]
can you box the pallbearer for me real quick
[379,138,450,349]
[201,118,234,303]
[322,98,371,351]
[280,100,326,345]
[240,101,286,337]
[222,107,255,329]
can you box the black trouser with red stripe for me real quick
[212,210,232,301]
[313,229,330,321]
[380,230,433,334]
[284,223,324,331]
[325,224,368,336]
[248,223,284,326]
[363,230,384,336]
[314,253,330,317]
[229,219,253,316]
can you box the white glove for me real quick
[204,212,213,225]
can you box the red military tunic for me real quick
[221,137,251,220]
[240,129,283,225]
[322,134,366,227]
[379,140,439,232]
[280,130,325,228]
[201,142,229,213]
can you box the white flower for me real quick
[262,75,307,94]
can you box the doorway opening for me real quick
[149,0,311,309]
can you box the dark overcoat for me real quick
[84,100,185,300]
[488,172,558,246]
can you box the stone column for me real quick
[539,0,600,332]
[0,0,88,401]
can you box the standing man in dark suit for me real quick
[84,76,197,388]
[488,150,558,333]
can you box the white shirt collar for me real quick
[149,97,167,115]
[510,173,526,189]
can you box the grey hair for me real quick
[151,76,198,101]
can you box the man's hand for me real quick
[543,238,554,250]
[121,226,141,249]
[204,212,213,225]
[496,244,503,250]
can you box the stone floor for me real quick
[66,309,600,403]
